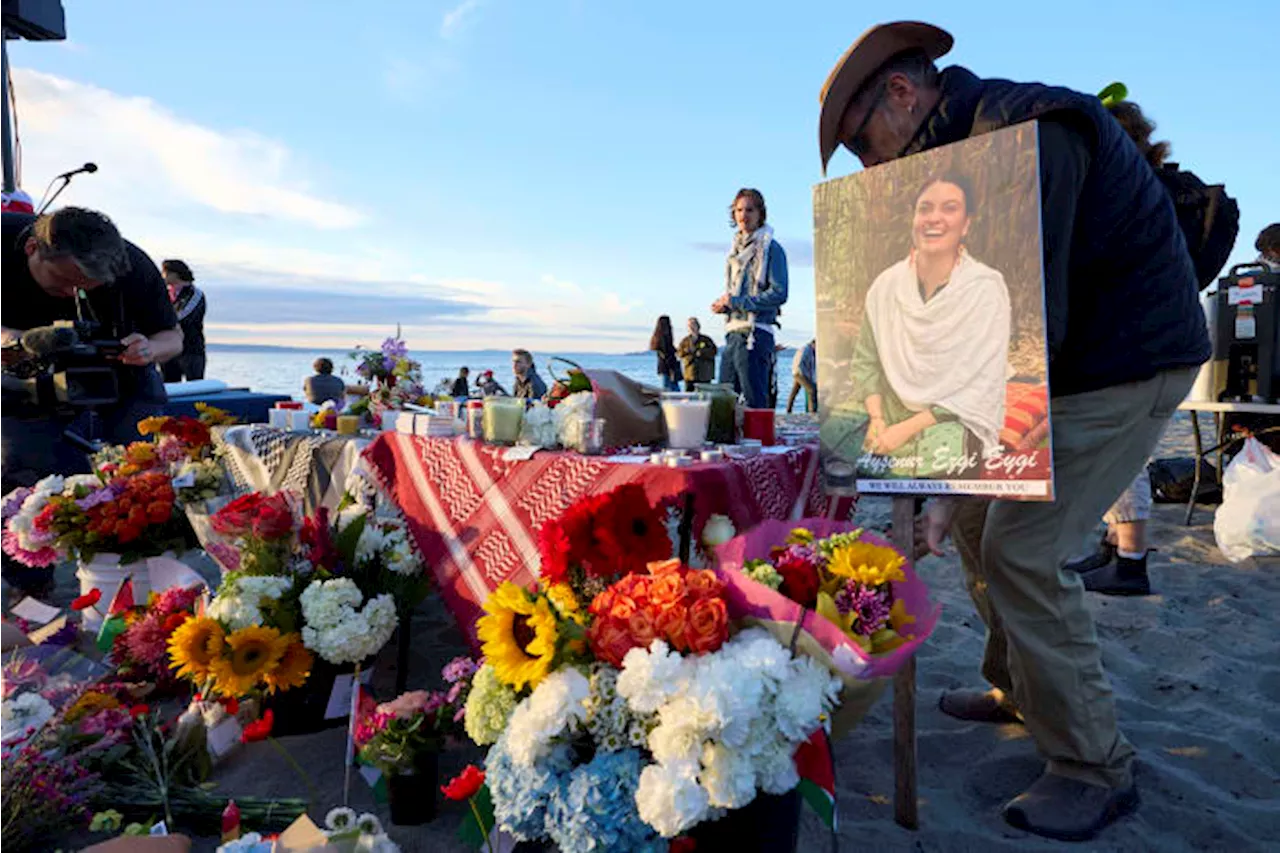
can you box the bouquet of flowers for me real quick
[350,332,430,423]
[355,657,476,776]
[2,472,188,566]
[111,586,203,690]
[92,415,229,505]
[170,492,428,700]
[456,488,852,849]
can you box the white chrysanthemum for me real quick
[701,741,759,810]
[617,640,688,714]
[505,668,590,768]
[64,474,102,492]
[754,737,801,795]
[207,574,292,631]
[635,761,710,838]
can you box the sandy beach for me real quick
[20,411,1280,852]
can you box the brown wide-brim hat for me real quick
[818,21,954,174]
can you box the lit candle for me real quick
[483,398,524,444]
[337,415,360,435]
[661,393,711,450]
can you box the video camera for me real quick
[2,315,122,410]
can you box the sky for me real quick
[7,0,1277,353]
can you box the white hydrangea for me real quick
[207,574,292,631]
[300,578,398,665]
[504,667,590,768]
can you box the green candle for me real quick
[483,398,524,444]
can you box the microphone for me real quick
[20,325,79,357]
[57,163,98,180]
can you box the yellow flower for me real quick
[65,691,121,723]
[137,416,170,436]
[786,528,816,546]
[889,599,916,636]
[168,616,226,681]
[827,541,907,588]
[196,403,238,425]
[262,638,313,694]
[210,625,288,697]
[477,582,560,691]
[543,583,582,621]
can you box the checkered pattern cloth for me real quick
[362,434,853,648]
[212,425,376,513]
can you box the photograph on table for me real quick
[814,122,1053,500]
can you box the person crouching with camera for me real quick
[2,207,182,594]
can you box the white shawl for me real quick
[864,253,1011,455]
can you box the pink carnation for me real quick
[376,690,431,720]
[153,586,200,616]
[1,531,59,568]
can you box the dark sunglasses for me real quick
[841,82,886,160]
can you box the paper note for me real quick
[206,717,243,760]
[502,445,540,462]
[149,821,169,836]
[27,615,69,645]
[10,597,61,625]
[325,669,374,720]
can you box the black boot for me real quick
[1081,551,1152,596]
[1065,537,1115,575]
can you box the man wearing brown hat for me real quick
[819,22,1208,842]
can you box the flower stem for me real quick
[469,797,493,853]
[268,737,318,807]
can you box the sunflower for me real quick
[263,637,314,694]
[477,582,560,691]
[168,616,226,681]
[210,625,289,697]
[827,541,907,588]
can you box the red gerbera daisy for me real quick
[592,484,671,577]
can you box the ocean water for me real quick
[203,345,802,410]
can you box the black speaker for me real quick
[2,0,66,41]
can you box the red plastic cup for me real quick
[276,401,304,410]
[742,408,775,446]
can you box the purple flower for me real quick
[74,482,121,511]
[2,487,32,520]
[380,337,408,359]
[422,691,447,715]
[34,621,77,647]
[381,355,396,372]
[834,583,891,637]
[445,681,465,705]
[442,656,478,684]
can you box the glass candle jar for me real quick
[483,398,525,445]
[661,392,712,450]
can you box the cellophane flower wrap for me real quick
[715,518,939,736]
[169,492,429,700]
[458,488,852,848]
[355,657,476,775]
[350,332,430,424]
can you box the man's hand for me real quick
[920,498,959,557]
[710,294,731,314]
[117,333,156,366]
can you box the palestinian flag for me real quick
[795,728,837,830]
[95,576,135,653]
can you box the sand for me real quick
[20,412,1280,851]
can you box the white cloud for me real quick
[440,0,485,38]
[11,68,362,230]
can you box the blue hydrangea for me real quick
[545,749,664,853]
[485,731,572,841]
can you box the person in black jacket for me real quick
[819,22,1207,841]
[160,259,206,382]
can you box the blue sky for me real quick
[8,0,1276,352]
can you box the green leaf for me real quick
[456,784,495,850]
[335,512,367,568]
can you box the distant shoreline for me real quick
[207,343,795,356]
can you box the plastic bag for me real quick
[1213,437,1280,562]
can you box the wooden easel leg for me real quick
[890,496,919,829]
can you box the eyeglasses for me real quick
[841,82,886,160]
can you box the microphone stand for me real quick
[36,172,76,216]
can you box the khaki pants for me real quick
[952,367,1196,788]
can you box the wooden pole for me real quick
[890,496,919,830]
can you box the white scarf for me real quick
[864,252,1011,455]
[724,225,773,344]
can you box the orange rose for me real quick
[648,558,685,576]
[648,571,685,608]
[684,569,724,601]
[608,594,639,624]
[622,575,652,607]
[628,607,658,649]
[686,597,728,655]
[589,618,639,668]
[655,602,689,649]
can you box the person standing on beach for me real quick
[819,22,1207,840]
[450,366,471,398]
[649,315,682,391]
[160,259,206,382]
[711,188,788,409]
[511,349,547,400]
[787,339,818,413]
[677,317,718,391]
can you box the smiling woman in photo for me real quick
[849,173,1011,462]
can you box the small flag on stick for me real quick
[95,576,134,653]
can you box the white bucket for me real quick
[75,553,155,632]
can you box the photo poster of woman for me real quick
[814,123,1054,501]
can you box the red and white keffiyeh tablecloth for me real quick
[362,433,852,646]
